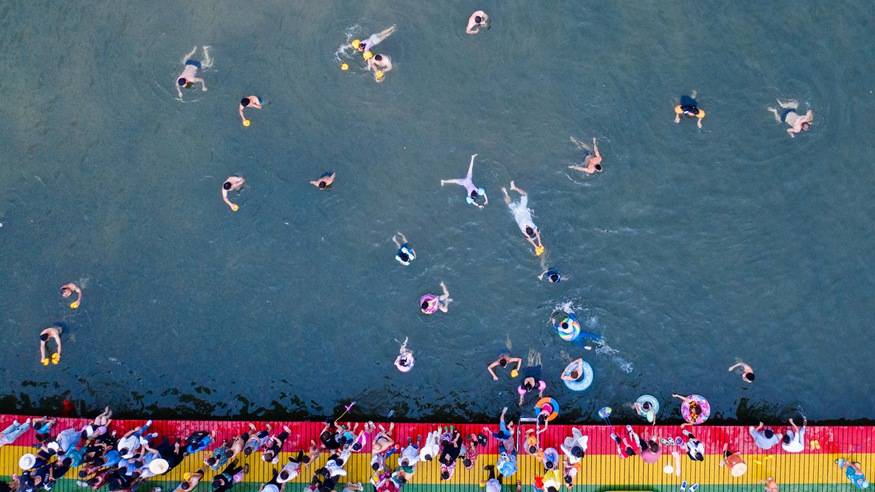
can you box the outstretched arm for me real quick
[487,361,499,380]
[509,357,522,372]
[728,363,742,372]
[191,76,207,91]
[509,180,526,195]
[592,138,600,158]
[40,341,47,361]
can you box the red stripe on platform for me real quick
[2,414,873,456]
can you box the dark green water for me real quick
[1,0,874,422]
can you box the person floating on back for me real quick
[767,99,813,137]
[176,46,212,99]
[674,92,706,128]
[351,26,397,54]
[441,154,488,208]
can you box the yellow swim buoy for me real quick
[340,63,349,71]
[375,70,385,81]
[352,39,361,50]
[243,119,251,127]
[535,245,545,256]
[363,50,374,60]
[231,204,239,212]
[70,300,80,309]
[510,369,519,378]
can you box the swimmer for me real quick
[466,11,490,34]
[60,282,82,309]
[767,99,813,137]
[568,137,603,174]
[392,232,416,266]
[394,337,415,373]
[39,326,62,366]
[421,281,452,314]
[366,54,393,83]
[175,46,213,98]
[538,268,561,283]
[441,154,488,208]
[728,361,755,383]
[238,96,263,125]
[674,92,706,128]
[487,353,523,381]
[560,359,586,383]
[221,176,245,212]
[310,171,335,190]
[352,25,397,53]
[502,181,544,255]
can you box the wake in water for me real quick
[334,24,363,62]
[550,301,634,374]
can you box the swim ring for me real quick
[535,397,559,422]
[680,394,711,425]
[562,360,593,392]
[420,294,438,315]
[555,315,581,342]
[635,394,660,422]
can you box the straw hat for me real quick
[18,453,36,470]
[148,458,169,475]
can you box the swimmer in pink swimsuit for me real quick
[420,282,452,315]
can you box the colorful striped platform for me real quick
[0,415,870,491]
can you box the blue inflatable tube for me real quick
[562,360,593,391]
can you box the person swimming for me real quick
[39,326,63,366]
[568,137,603,174]
[441,154,488,208]
[674,93,706,128]
[420,282,452,315]
[60,282,82,309]
[487,353,523,381]
[539,269,561,283]
[221,176,245,212]
[366,53,393,83]
[466,11,490,34]
[728,361,755,383]
[351,25,397,54]
[767,99,813,137]
[310,171,335,190]
[502,181,544,255]
[238,96,263,126]
[392,232,416,266]
[394,338,414,373]
[175,46,212,98]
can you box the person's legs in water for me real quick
[181,46,197,65]
[201,46,213,68]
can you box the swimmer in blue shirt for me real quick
[539,269,561,283]
[176,46,212,98]
[392,232,416,266]
[442,154,488,208]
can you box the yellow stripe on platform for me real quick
[1,446,858,487]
